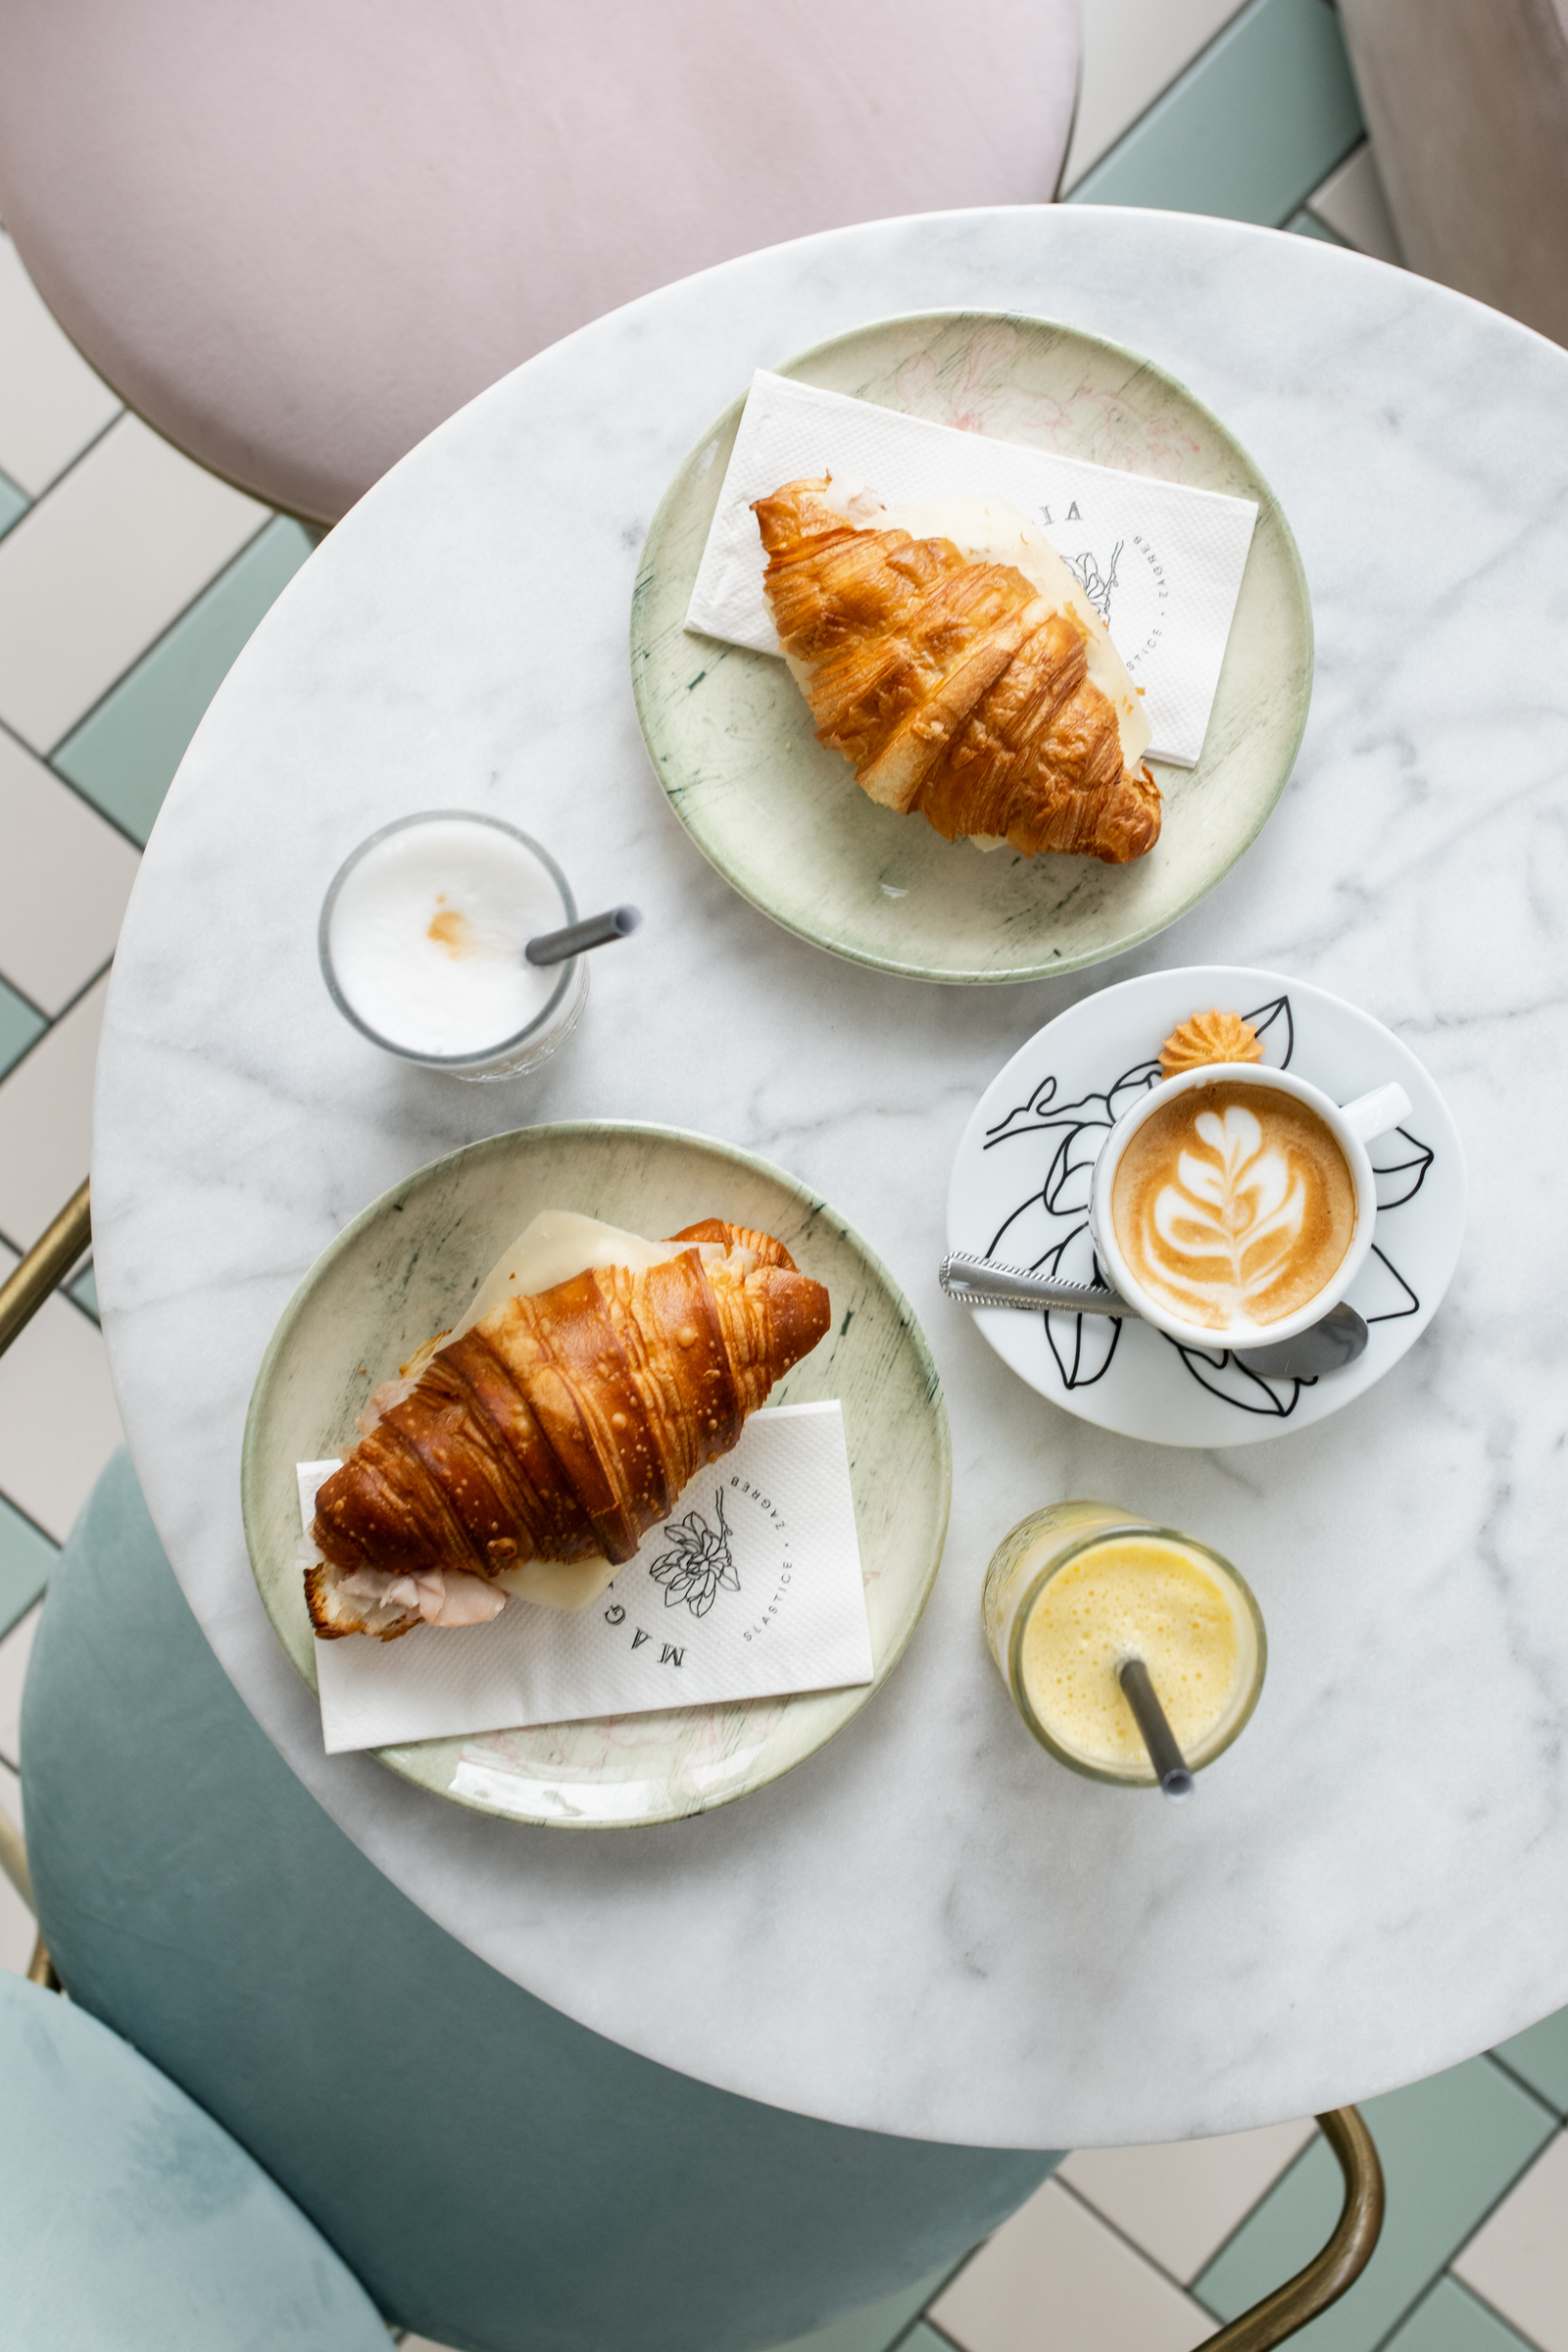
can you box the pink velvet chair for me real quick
[0,1,1081,523]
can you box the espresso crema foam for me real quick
[1111,1080,1355,1330]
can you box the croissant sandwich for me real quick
[305,1211,830,1641]
[754,477,1160,864]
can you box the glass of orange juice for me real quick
[982,1502,1267,1788]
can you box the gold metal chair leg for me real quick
[0,1178,91,1360]
[0,1182,91,2000]
[0,1712,56,1989]
[1201,2106,1385,2350]
[0,1803,32,1913]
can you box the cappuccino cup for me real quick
[1090,1064,1411,1351]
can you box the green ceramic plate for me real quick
[632,309,1312,984]
[240,1122,950,1827]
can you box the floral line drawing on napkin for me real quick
[1064,539,1122,623]
[649,1488,741,1618]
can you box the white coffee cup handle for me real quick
[1339,1081,1412,1145]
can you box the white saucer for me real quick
[946,965,1467,1447]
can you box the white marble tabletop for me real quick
[93,207,1568,2150]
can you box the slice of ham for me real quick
[337,1564,506,1629]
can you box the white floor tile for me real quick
[0,1240,123,1544]
[927,2180,1214,2352]
[1058,2118,1316,2283]
[0,966,106,1250]
[0,1603,39,1771]
[1063,0,1250,187]
[0,413,266,753]
[1303,140,1405,267]
[1452,2128,1568,2352]
[0,234,122,498]
[0,729,138,1013]
[0,1758,35,1979]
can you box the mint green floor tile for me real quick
[65,1258,98,1322]
[0,468,27,542]
[901,2329,956,2352]
[1068,0,1364,228]
[50,514,312,845]
[1493,2007,1568,2117]
[0,976,46,1079]
[0,1494,57,1642]
[1195,2058,1556,2351]
[760,2262,958,2352]
[1384,2278,1537,2352]
[1288,208,1348,244]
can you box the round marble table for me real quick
[93,207,1568,2150]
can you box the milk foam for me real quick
[327,819,566,1058]
[1112,1081,1355,1330]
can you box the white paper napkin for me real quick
[685,370,1259,768]
[301,1400,872,1754]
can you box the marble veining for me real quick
[92,209,1568,2148]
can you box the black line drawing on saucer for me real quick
[1064,540,1124,623]
[649,1489,740,1618]
[976,996,1431,1419]
[1363,1242,1420,1322]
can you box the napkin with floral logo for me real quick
[301,1400,872,1753]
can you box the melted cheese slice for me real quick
[816,483,1152,849]
[449,1208,685,1345]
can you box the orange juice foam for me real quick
[1020,1535,1250,1769]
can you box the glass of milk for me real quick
[319,812,588,1080]
[982,1502,1266,1786]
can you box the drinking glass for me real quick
[982,1501,1267,1785]
[318,810,587,1081]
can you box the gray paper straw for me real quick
[525,905,643,966]
[1118,1657,1195,1801]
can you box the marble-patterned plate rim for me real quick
[241,1120,951,1826]
[946,965,1468,1447]
[631,307,1313,985]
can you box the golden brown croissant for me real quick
[755,477,1160,864]
[305,1220,830,1640]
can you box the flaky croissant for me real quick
[306,1220,830,1640]
[755,478,1160,864]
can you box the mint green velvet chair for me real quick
[0,1969,392,2350]
[20,1449,1061,2352]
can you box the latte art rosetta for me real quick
[1111,1082,1356,1330]
[1155,1103,1305,1312]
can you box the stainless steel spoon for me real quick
[939,1252,1369,1379]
